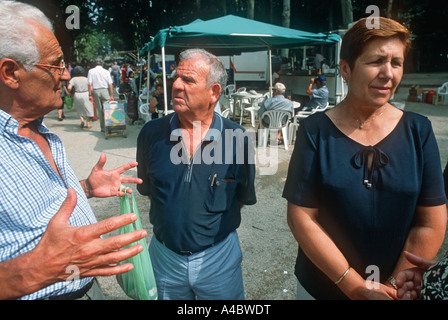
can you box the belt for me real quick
[47,280,94,300]
[155,233,215,256]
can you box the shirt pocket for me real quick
[204,175,238,213]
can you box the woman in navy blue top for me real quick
[283,17,447,300]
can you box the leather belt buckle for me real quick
[178,250,193,256]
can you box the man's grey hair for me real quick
[178,49,228,92]
[0,1,54,71]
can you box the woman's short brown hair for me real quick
[340,17,411,69]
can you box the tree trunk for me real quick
[340,0,353,29]
[281,0,291,57]
[221,0,227,16]
[386,0,393,18]
[247,0,254,19]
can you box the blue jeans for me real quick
[112,72,120,87]
[149,231,245,300]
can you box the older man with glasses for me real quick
[0,1,146,300]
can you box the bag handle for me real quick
[119,185,143,230]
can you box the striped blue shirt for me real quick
[0,109,97,299]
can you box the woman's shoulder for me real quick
[402,110,433,132]
[301,111,330,129]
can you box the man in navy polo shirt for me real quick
[137,49,256,300]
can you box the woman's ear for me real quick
[339,59,351,82]
[0,59,21,89]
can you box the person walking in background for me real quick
[88,57,114,133]
[68,66,94,129]
[58,80,69,121]
[137,48,256,300]
[111,61,121,88]
[283,17,447,300]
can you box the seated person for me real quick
[149,82,174,118]
[149,83,164,119]
[119,77,133,95]
[299,75,329,113]
[258,82,293,143]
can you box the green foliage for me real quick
[19,0,448,71]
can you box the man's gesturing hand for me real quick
[26,189,147,292]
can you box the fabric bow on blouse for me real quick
[352,146,389,189]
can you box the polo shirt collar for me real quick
[169,112,223,142]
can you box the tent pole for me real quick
[162,46,168,115]
[268,49,272,96]
[147,50,151,104]
[335,38,344,104]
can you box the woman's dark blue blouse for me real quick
[282,111,447,299]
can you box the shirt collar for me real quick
[0,109,47,135]
[169,112,223,142]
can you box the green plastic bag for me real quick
[116,185,158,300]
[64,95,73,110]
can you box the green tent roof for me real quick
[140,15,340,56]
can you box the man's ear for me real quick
[210,83,221,105]
[0,59,21,89]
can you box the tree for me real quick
[247,0,254,19]
[19,0,448,72]
[386,0,394,18]
[340,0,353,28]
[281,0,291,57]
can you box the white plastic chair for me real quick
[258,110,291,150]
[224,84,236,97]
[139,94,149,105]
[316,102,330,112]
[436,82,448,105]
[240,94,264,127]
[221,108,230,119]
[288,112,311,145]
[116,88,127,101]
[139,103,152,123]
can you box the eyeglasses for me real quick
[35,59,66,78]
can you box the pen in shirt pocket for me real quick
[210,173,217,186]
[210,173,235,186]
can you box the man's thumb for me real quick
[53,188,78,223]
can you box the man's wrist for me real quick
[80,179,93,198]
[0,250,49,299]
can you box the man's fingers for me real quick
[94,153,107,171]
[101,229,147,253]
[115,161,138,174]
[120,177,143,185]
[81,243,144,277]
[404,251,435,269]
[82,263,135,278]
[85,213,142,238]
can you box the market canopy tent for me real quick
[140,15,341,113]
[141,15,340,55]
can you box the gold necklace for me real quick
[354,106,387,129]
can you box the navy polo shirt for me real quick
[137,112,256,254]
